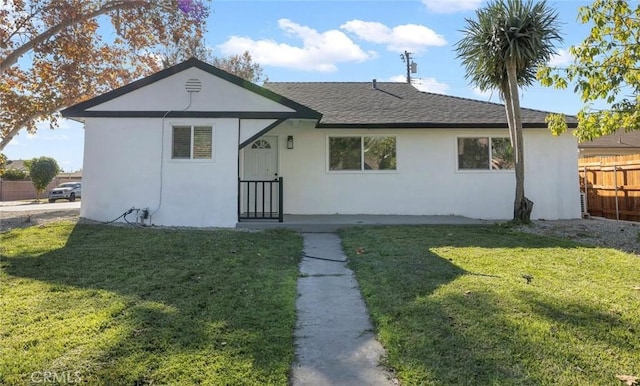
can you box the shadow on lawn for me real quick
[343,243,521,384]
[341,225,636,385]
[520,291,637,351]
[3,224,300,384]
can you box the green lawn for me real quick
[0,223,302,385]
[341,225,640,386]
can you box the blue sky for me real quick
[5,0,593,172]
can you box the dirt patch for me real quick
[515,218,640,255]
[0,208,80,232]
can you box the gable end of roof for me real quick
[60,58,322,120]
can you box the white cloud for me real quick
[548,49,573,67]
[217,19,374,72]
[388,75,450,94]
[389,75,407,83]
[33,117,75,131]
[20,119,74,142]
[341,20,446,53]
[422,0,483,13]
[473,87,497,100]
[26,132,70,141]
[412,77,450,94]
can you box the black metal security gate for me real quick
[238,177,283,222]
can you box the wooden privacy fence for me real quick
[579,154,640,221]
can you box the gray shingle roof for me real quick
[579,129,640,148]
[263,81,576,129]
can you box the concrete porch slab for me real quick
[237,214,496,232]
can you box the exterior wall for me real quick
[240,119,278,144]
[269,123,580,220]
[82,117,239,227]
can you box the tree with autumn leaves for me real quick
[0,0,209,152]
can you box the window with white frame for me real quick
[457,137,514,170]
[172,125,213,160]
[329,136,397,171]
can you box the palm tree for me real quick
[455,0,562,223]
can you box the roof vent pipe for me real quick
[372,79,377,89]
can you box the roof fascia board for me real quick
[61,110,318,120]
[315,122,578,129]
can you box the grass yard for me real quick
[341,225,640,386]
[0,223,302,385]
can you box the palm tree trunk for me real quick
[506,63,533,223]
[503,83,516,147]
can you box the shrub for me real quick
[2,168,28,180]
[28,157,60,198]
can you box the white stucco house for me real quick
[61,58,580,227]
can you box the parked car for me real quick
[48,182,82,203]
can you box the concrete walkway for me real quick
[292,233,396,385]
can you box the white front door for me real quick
[242,136,279,215]
[244,136,279,180]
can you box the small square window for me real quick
[172,125,213,160]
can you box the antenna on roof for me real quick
[400,51,417,84]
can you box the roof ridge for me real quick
[417,90,573,116]
[265,81,389,84]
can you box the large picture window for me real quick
[172,125,213,160]
[329,136,397,171]
[457,137,514,170]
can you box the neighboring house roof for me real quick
[263,81,577,129]
[57,171,83,179]
[5,160,27,170]
[578,129,640,149]
[61,58,322,121]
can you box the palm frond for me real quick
[455,0,562,97]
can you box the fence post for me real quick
[583,165,588,217]
[614,164,619,221]
[278,177,284,223]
